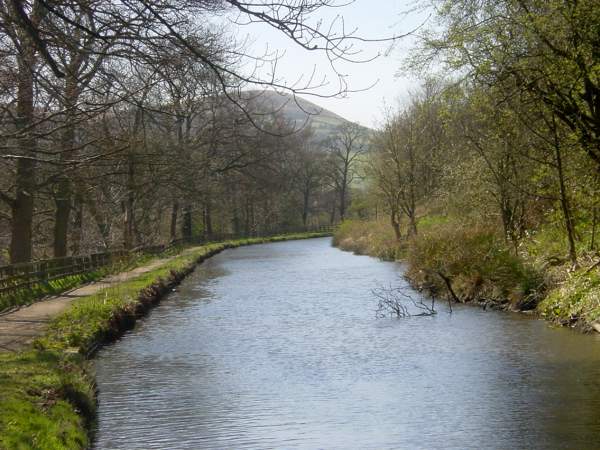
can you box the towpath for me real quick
[0,254,184,352]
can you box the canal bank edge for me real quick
[332,220,600,334]
[0,232,331,450]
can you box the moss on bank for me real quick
[0,351,93,450]
[334,219,600,331]
[0,232,330,450]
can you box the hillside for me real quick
[243,90,369,140]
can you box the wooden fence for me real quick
[0,250,129,300]
[0,225,334,303]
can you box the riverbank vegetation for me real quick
[335,0,600,331]
[0,232,329,450]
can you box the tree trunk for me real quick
[123,151,135,249]
[53,178,71,257]
[170,201,179,241]
[408,212,417,236]
[205,200,213,237]
[302,188,310,228]
[339,184,347,221]
[591,206,598,251]
[390,211,401,241]
[10,57,36,263]
[181,205,193,241]
[244,197,251,236]
[53,117,75,257]
[123,104,145,250]
[53,74,79,257]
[329,200,336,225]
[553,118,577,266]
[86,194,110,248]
[70,193,83,255]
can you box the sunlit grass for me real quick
[0,351,93,450]
[538,268,600,330]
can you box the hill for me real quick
[243,90,369,141]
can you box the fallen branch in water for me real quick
[434,271,456,313]
[372,284,438,318]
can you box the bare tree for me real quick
[0,0,401,263]
[289,127,327,227]
[325,122,368,222]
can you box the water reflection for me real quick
[93,238,600,449]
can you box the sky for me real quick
[225,1,431,129]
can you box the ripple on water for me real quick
[93,238,600,450]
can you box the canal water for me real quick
[93,237,600,449]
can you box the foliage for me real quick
[352,28,599,329]
[406,219,542,309]
[0,0,359,264]
[415,0,600,166]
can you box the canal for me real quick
[93,237,600,449]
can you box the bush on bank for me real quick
[405,221,542,310]
[333,220,402,260]
[0,232,330,450]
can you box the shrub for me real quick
[406,221,542,309]
[333,220,402,260]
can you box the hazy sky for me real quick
[228,1,430,129]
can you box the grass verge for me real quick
[1,270,107,314]
[0,232,330,450]
[333,220,403,260]
[538,267,600,331]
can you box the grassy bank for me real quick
[332,220,403,260]
[0,232,330,450]
[537,268,600,330]
[335,219,600,331]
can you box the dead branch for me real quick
[372,284,437,318]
